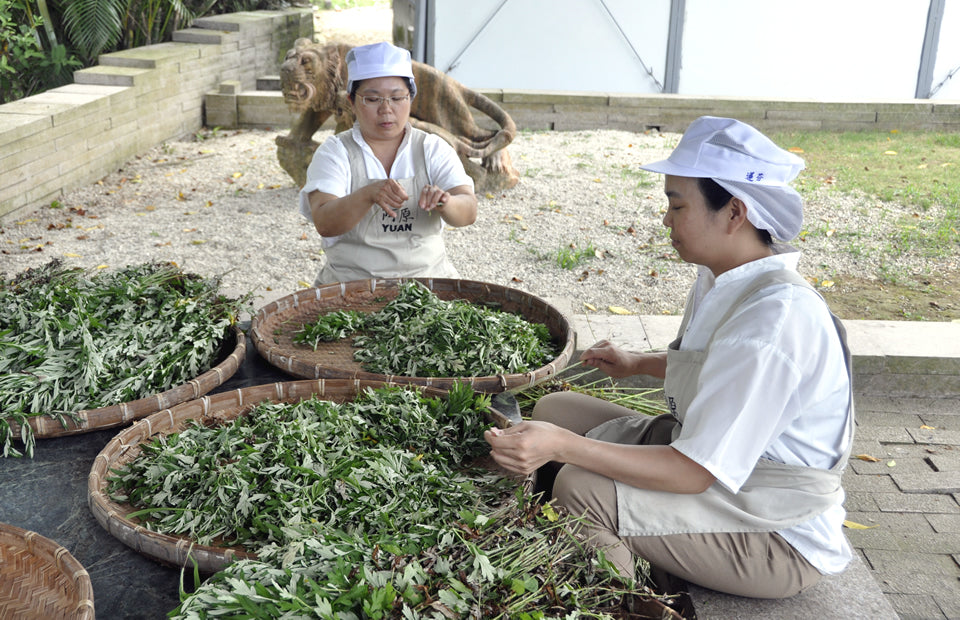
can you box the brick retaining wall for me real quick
[0,9,313,224]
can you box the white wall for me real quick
[426,0,960,100]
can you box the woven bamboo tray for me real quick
[88,378,461,574]
[0,522,95,620]
[249,278,575,392]
[12,325,245,439]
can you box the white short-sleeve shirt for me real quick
[298,123,474,221]
[670,251,853,574]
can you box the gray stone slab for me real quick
[847,529,960,554]
[844,492,880,512]
[688,554,897,619]
[921,414,960,430]
[853,426,915,443]
[842,474,900,493]
[850,456,932,476]
[874,492,960,514]
[908,427,960,446]
[893,471,960,494]
[844,511,932,532]
[926,513,960,533]
[929,452,960,472]
[855,410,924,428]
[886,593,948,620]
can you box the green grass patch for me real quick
[555,242,596,269]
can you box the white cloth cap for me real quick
[346,42,417,98]
[640,116,806,240]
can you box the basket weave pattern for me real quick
[11,325,246,439]
[0,523,95,620]
[249,278,575,392]
[88,378,442,574]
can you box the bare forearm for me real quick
[562,438,714,493]
[436,187,477,227]
[309,188,375,237]
[633,351,667,379]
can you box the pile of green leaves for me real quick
[171,496,648,619]
[107,383,498,550]
[118,381,658,618]
[294,281,557,377]
[0,260,250,457]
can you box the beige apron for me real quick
[586,269,855,537]
[313,128,459,285]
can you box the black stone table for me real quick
[0,337,294,619]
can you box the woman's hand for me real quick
[484,421,573,476]
[580,340,668,380]
[367,179,409,218]
[580,340,635,378]
[418,184,449,212]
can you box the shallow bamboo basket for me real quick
[12,325,245,439]
[0,522,95,620]
[249,278,575,392]
[88,378,468,574]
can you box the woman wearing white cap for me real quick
[486,117,854,598]
[298,42,477,285]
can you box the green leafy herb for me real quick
[0,260,251,458]
[297,280,556,377]
[291,309,366,349]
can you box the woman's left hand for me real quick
[418,184,450,211]
[484,421,572,476]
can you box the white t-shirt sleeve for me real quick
[423,133,474,192]
[297,136,351,220]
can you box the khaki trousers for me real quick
[533,391,823,599]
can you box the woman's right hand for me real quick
[580,340,668,380]
[366,179,409,218]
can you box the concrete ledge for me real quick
[568,312,960,398]
[688,554,898,620]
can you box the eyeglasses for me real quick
[358,94,411,108]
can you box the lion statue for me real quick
[275,39,520,193]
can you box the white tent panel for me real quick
[431,0,670,93]
[678,0,930,100]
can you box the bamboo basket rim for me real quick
[248,277,575,392]
[0,521,95,620]
[87,378,459,574]
[13,324,246,439]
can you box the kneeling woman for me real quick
[485,116,854,599]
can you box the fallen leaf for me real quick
[64,252,82,258]
[485,192,495,199]
[609,306,632,315]
[511,276,523,283]
[257,183,264,189]
[297,280,311,288]
[788,146,804,153]
[300,233,308,240]
[190,240,207,245]
[920,424,935,430]
[583,302,597,312]
[883,150,897,155]
[821,280,835,288]
[843,520,878,530]
[96,264,109,270]
[182,228,197,233]
[855,454,880,462]
[512,214,523,221]
[886,460,896,467]
[232,172,243,178]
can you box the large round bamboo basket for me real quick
[13,325,245,439]
[0,522,95,620]
[249,278,575,392]
[88,379,455,574]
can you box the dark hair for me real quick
[349,78,415,100]
[696,177,772,245]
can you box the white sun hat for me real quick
[640,116,806,241]
[346,42,417,98]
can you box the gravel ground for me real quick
[2,5,954,320]
[1,125,949,320]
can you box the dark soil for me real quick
[820,274,960,322]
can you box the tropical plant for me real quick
[0,0,81,104]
